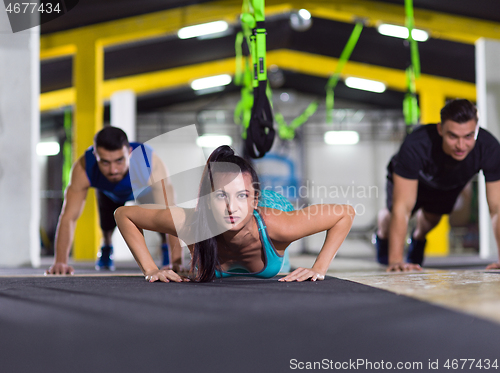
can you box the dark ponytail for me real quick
[208,145,235,161]
[190,145,260,282]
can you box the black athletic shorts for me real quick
[96,190,126,231]
[386,179,463,216]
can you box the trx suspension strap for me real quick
[275,101,319,140]
[325,22,363,124]
[403,0,421,133]
[240,0,274,158]
[236,14,362,143]
[275,21,363,140]
[234,31,253,138]
[62,107,72,192]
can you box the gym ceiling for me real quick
[39,0,500,114]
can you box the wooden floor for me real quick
[291,242,500,325]
[337,269,500,324]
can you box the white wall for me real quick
[303,130,400,253]
[476,38,500,260]
[0,12,40,266]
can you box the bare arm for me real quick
[485,180,500,269]
[114,205,189,282]
[150,152,183,267]
[262,203,355,282]
[46,158,89,275]
[387,174,421,272]
[149,153,172,206]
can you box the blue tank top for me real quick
[215,190,294,279]
[85,142,153,204]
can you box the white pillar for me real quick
[111,90,136,141]
[0,12,40,266]
[475,38,500,261]
[110,90,138,261]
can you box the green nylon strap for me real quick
[252,0,265,21]
[241,0,250,15]
[404,0,421,127]
[405,65,416,94]
[255,29,267,82]
[325,22,363,124]
[276,100,319,140]
[403,92,420,128]
[236,0,270,139]
[234,32,253,138]
[234,31,244,86]
[240,12,255,29]
[238,0,318,141]
[405,0,420,79]
[241,0,268,85]
[403,67,420,127]
[62,107,72,192]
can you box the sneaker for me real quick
[96,245,115,271]
[161,243,170,267]
[407,236,426,266]
[374,234,389,265]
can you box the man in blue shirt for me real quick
[46,127,181,274]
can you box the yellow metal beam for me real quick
[41,49,476,112]
[72,40,104,261]
[40,0,500,62]
[40,88,75,111]
[40,44,77,60]
[269,50,476,101]
[281,0,500,45]
[102,59,236,98]
[39,1,292,61]
[420,90,446,124]
[419,90,449,256]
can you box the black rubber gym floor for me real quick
[1,275,499,373]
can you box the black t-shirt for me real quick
[388,124,500,191]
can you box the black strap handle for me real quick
[245,80,275,158]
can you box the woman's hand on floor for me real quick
[144,268,190,283]
[278,267,325,282]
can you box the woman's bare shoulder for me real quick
[257,207,295,239]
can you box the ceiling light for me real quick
[324,131,359,145]
[377,23,429,42]
[345,77,386,93]
[178,21,229,39]
[280,92,290,102]
[37,141,60,156]
[290,9,312,31]
[191,74,232,91]
[196,135,233,148]
[298,9,311,21]
[410,29,429,42]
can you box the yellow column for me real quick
[73,39,103,260]
[419,89,449,256]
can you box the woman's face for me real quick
[209,172,257,231]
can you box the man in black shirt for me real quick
[375,99,500,271]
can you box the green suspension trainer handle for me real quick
[240,0,275,158]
